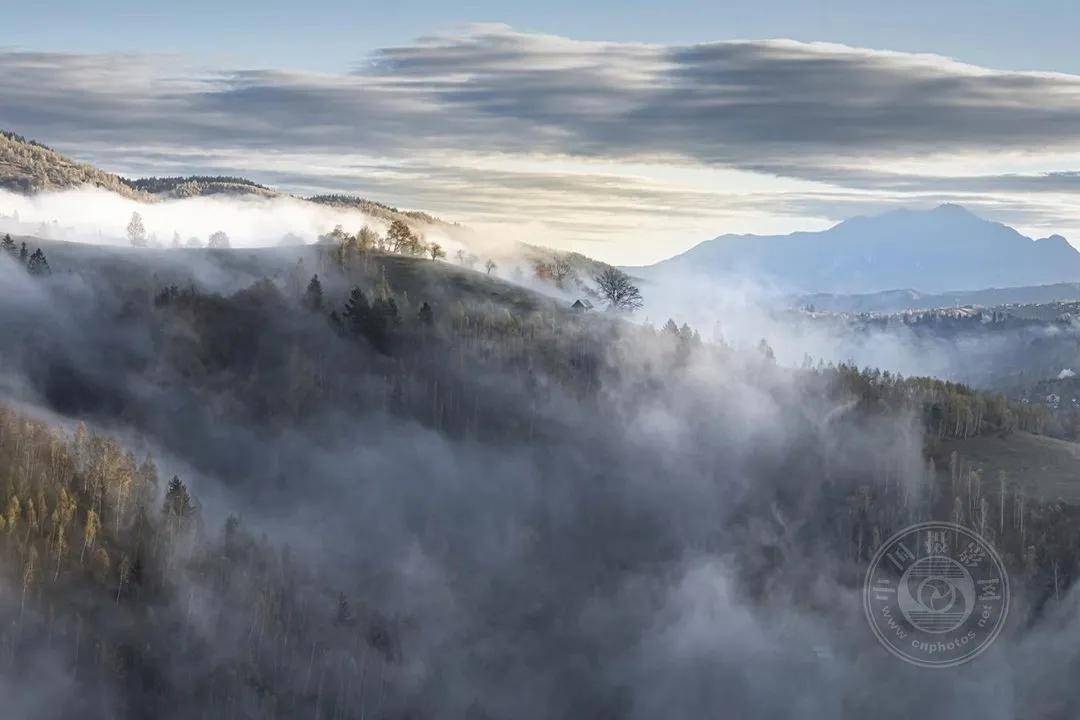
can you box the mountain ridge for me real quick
[627,203,1080,294]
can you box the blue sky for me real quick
[7,3,1080,263]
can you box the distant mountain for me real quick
[627,204,1080,294]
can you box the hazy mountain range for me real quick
[628,203,1080,295]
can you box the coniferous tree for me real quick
[0,233,14,254]
[303,274,324,311]
[19,241,28,264]
[162,475,196,533]
[342,287,371,336]
[27,248,50,275]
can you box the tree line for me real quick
[1,233,49,274]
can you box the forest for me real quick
[2,235,1080,718]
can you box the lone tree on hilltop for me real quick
[387,220,421,255]
[594,266,643,313]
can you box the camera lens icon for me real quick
[897,556,975,634]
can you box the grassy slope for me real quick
[13,235,570,317]
[935,432,1080,501]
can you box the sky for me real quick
[7,2,1080,263]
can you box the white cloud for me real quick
[9,26,1080,262]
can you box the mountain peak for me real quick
[638,203,1080,294]
[932,202,976,217]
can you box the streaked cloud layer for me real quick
[7,24,1080,263]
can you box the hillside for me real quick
[0,130,148,200]
[0,129,451,229]
[629,204,1080,294]
[7,234,563,317]
[4,239,1080,716]
[934,432,1080,502]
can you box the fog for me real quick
[0,215,1078,718]
[636,267,1074,388]
[0,237,1075,720]
[0,187,442,249]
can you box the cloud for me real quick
[10,26,1080,260]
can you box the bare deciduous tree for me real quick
[593,267,643,312]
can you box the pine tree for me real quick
[19,242,28,264]
[27,248,50,275]
[303,275,324,311]
[342,287,370,336]
[0,233,14,254]
[162,475,196,533]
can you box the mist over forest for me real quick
[0,209,1079,718]
[9,17,1080,716]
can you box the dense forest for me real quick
[2,239,1080,718]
